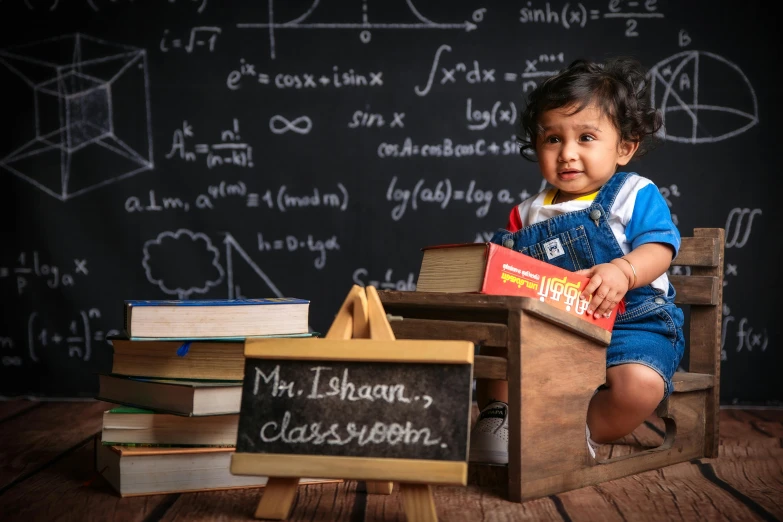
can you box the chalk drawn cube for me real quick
[0,33,153,201]
[35,71,112,151]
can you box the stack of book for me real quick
[95,297,329,496]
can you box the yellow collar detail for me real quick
[545,189,600,205]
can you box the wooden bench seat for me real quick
[470,356,714,392]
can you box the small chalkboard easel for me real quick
[231,285,474,521]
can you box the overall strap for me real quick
[593,171,631,211]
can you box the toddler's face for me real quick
[535,104,637,201]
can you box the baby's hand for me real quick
[574,263,629,318]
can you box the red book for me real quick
[415,242,623,332]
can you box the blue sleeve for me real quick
[625,184,681,256]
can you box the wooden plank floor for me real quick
[0,400,781,521]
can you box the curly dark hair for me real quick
[517,56,663,161]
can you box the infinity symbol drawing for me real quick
[269,115,312,135]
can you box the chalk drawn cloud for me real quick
[142,229,224,299]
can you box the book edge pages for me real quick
[101,411,239,446]
[481,242,497,293]
[416,242,489,293]
[109,360,244,381]
[99,373,242,387]
[112,444,235,456]
[192,385,242,416]
[124,298,309,307]
[419,242,486,251]
[113,478,342,497]
[97,444,339,497]
[128,303,310,338]
[97,374,241,416]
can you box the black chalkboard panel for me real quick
[0,1,779,405]
[236,359,472,462]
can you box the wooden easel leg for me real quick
[254,477,300,520]
[357,286,394,495]
[324,284,364,339]
[400,483,438,522]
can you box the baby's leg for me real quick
[475,346,508,409]
[586,363,665,444]
[470,346,511,464]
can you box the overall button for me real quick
[589,209,602,221]
[503,239,514,249]
[654,297,665,305]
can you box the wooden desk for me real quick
[0,400,781,521]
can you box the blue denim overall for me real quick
[490,172,685,398]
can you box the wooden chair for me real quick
[378,228,724,502]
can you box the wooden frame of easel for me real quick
[231,285,473,521]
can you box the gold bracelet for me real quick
[616,257,638,289]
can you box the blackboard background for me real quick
[236,359,472,460]
[0,1,779,404]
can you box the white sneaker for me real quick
[469,401,509,464]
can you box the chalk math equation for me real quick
[160,26,220,54]
[237,1,484,60]
[257,234,340,271]
[353,268,417,292]
[722,303,768,363]
[16,0,207,13]
[414,45,568,97]
[166,119,254,169]
[226,61,384,91]
[386,176,527,221]
[1,252,89,295]
[26,308,118,364]
[518,0,664,36]
[124,183,348,214]
[377,137,519,159]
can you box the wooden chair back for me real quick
[668,227,725,457]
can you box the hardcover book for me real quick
[123,298,310,339]
[96,442,339,496]
[109,333,318,381]
[101,407,239,446]
[96,374,242,416]
[415,242,622,331]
